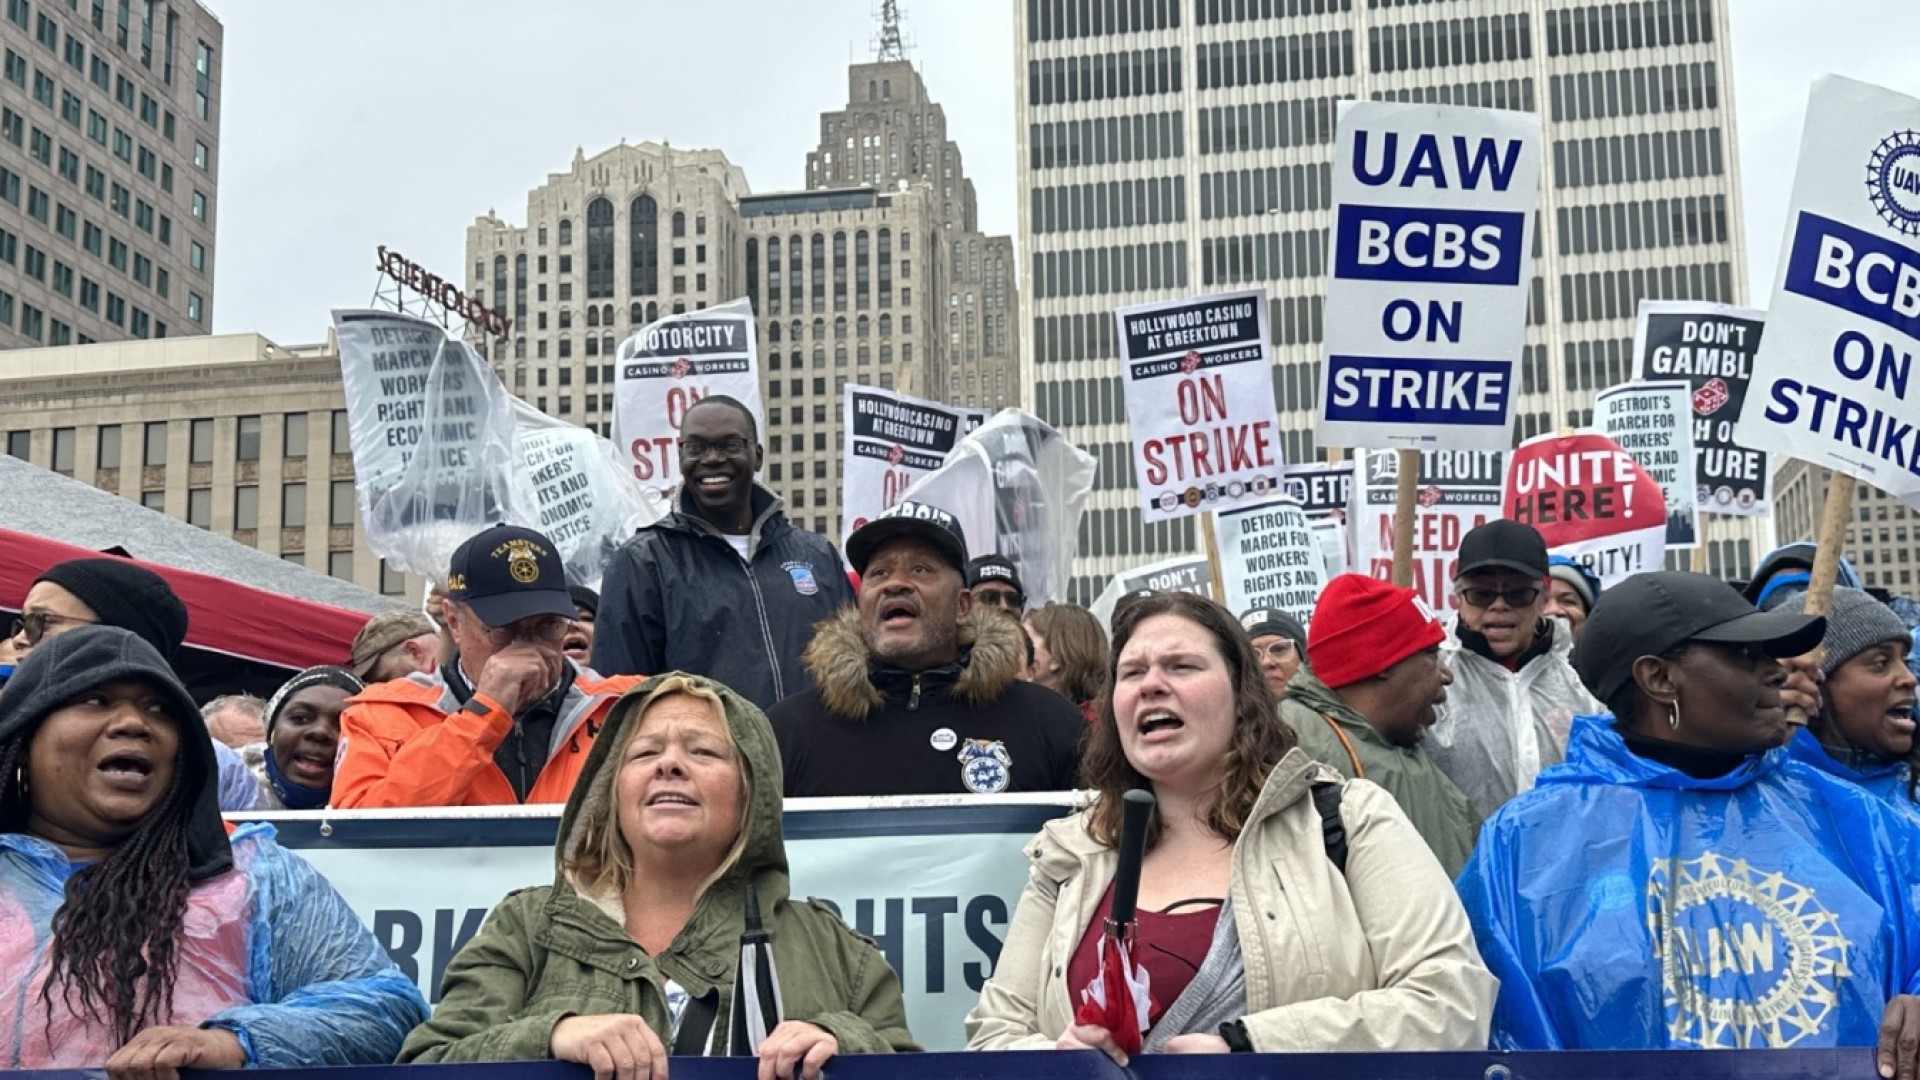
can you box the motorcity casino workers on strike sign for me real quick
[1736,76,1920,508]
[1115,289,1284,523]
[614,298,765,503]
[1317,102,1541,453]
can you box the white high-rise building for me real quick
[1015,0,1761,601]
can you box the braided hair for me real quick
[0,731,198,1045]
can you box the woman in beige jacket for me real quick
[965,592,1494,1060]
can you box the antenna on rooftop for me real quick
[874,0,908,61]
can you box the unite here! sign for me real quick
[1317,101,1541,453]
[1115,289,1285,522]
[1736,76,1920,509]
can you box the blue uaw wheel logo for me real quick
[1867,130,1920,236]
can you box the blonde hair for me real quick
[565,676,754,900]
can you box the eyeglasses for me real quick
[1457,585,1542,609]
[1256,640,1298,661]
[975,590,1025,609]
[9,611,98,646]
[677,437,751,461]
[477,614,571,648]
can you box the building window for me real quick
[97,424,121,466]
[282,483,307,528]
[380,562,407,596]
[331,480,356,527]
[189,418,213,463]
[235,415,260,460]
[187,487,211,529]
[586,196,614,299]
[140,490,165,511]
[283,413,308,458]
[50,427,76,474]
[329,551,355,580]
[187,292,202,322]
[189,241,205,272]
[331,410,350,454]
[143,421,167,466]
[234,485,258,530]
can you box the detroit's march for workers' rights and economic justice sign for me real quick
[1595,381,1699,550]
[1737,76,1920,509]
[1317,101,1541,453]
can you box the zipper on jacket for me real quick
[739,550,786,702]
[909,675,921,710]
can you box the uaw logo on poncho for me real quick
[1646,853,1852,1049]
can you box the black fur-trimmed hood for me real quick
[801,607,1025,721]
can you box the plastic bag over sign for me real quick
[898,409,1097,606]
[508,397,665,590]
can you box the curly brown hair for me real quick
[1024,602,1110,705]
[1082,591,1296,851]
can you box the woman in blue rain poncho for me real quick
[0,625,426,1074]
[1782,588,1919,820]
[1457,572,1920,1072]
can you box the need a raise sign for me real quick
[1316,102,1541,453]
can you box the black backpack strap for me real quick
[672,989,721,1057]
[1310,781,1348,875]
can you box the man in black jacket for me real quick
[769,500,1086,796]
[591,396,854,710]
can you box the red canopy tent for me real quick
[0,526,371,696]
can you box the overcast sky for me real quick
[211,0,1920,345]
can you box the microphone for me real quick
[1108,788,1156,932]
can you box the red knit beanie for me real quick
[1309,574,1447,689]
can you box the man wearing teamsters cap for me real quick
[1424,519,1600,820]
[1281,575,1480,876]
[768,500,1086,796]
[334,525,646,808]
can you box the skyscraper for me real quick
[1015,0,1761,601]
[0,0,221,350]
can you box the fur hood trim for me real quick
[802,606,1025,720]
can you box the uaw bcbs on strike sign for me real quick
[1116,289,1285,524]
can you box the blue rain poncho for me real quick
[0,821,426,1068]
[1786,727,1920,825]
[1458,713,1920,1051]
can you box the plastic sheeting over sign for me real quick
[899,410,1097,607]
[334,310,659,587]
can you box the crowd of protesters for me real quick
[4,413,1920,1076]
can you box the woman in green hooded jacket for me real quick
[399,672,917,1080]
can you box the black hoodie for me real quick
[0,625,232,880]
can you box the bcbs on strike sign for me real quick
[1317,102,1541,452]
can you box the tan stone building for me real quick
[0,332,422,598]
[1773,461,1919,597]
[0,0,222,349]
[804,59,1021,411]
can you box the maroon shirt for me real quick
[1066,880,1222,1027]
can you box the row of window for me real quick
[1200,228,1327,286]
[1199,161,1331,221]
[1564,336,1636,393]
[4,42,210,176]
[1030,175,1186,235]
[1367,13,1531,74]
[1027,47,1182,106]
[1198,0,1351,24]
[1030,240,1189,299]
[1196,30,1352,90]
[1025,0,1180,42]
[746,229,910,318]
[1556,193,1728,257]
[1198,95,1340,156]
[1548,61,1718,124]
[1543,0,1715,59]
[765,339,912,371]
[1559,260,1733,324]
[8,412,350,479]
[1553,126,1723,189]
[1028,111,1185,170]
[1370,75,1534,113]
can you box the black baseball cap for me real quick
[1573,571,1827,705]
[846,500,969,575]
[1456,519,1550,579]
[1240,607,1307,650]
[967,554,1025,599]
[446,524,576,628]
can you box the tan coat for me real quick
[964,750,1495,1052]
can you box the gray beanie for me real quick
[1789,588,1910,677]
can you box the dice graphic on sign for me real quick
[1692,378,1730,417]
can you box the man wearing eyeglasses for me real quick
[1424,520,1599,819]
[592,395,854,711]
[966,555,1026,618]
[334,525,645,808]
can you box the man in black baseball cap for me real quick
[966,554,1027,618]
[769,500,1085,797]
[1427,519,1600,820]
[335,525,646,808]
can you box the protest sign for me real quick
[614,298,765,503]
[245,798,1078,1052]
[1351,449,1505,612]
[1735,76,1920,509]
[1284,461,1354,577]
[333,309,474,520]
[1633,301,1771,516]
[512,403,663,588]
[1504,432,1667,587]
[1088,554,1214,630]
[1210,500,1328,623]
[1317,102,1541,452]
[1595,381,1699,549]
[899,411,1097,605]
[841,386,988,550]
[1114,290,1284,522]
